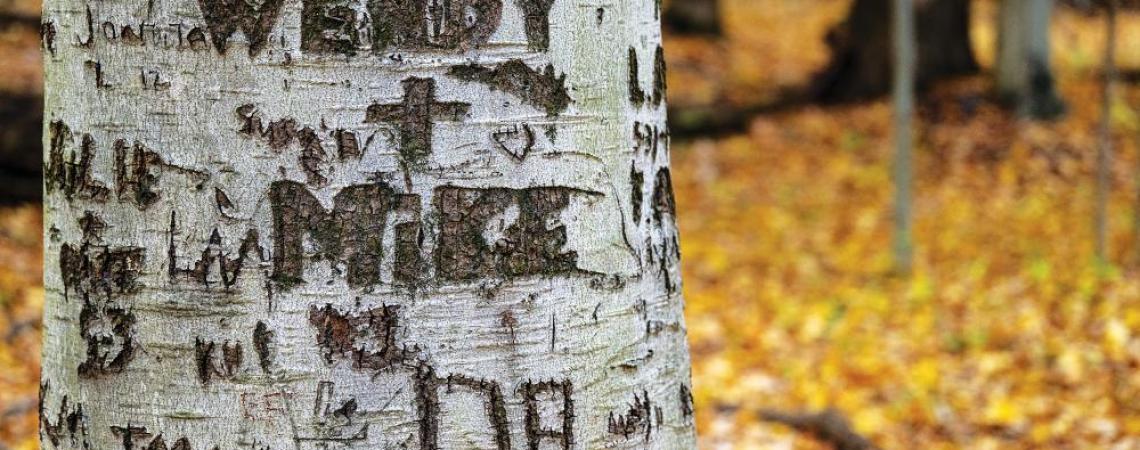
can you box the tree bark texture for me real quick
[813,0,978,102]
[38,0,697,448]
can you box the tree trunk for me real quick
[38,0,697,449]
[813,0,978,102]
[892,0,915,275]
[1099,0,1117,262]
[996,0,1067,119]
[663,0,722,36]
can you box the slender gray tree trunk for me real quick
[996,0,1066,119]
[38,0,697,448]
[892,0,915,275]
[1099,0,1117,263]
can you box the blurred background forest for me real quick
[2,0,1140,448]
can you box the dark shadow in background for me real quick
[0,93,41,205]
[0,12,42,205]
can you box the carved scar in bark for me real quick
[194,337,243,384]
[269,181,598,288]
[235,105,330,186]
[364,77,470,169]
[198,0,553,56]
[252,321,275,373]
[307,303,577,450]
[632,121,669,162]
[45,121,109,203]
[111,424,211,450]
[514,0,556,51]
[167,210,266,290]
[194,321,278,385]
[268,180,420,288]
[448,60,570,116]
[520,379,574,450]
[60,213,145,302]
[607,390,662,442]
[308,303,415,371]
[195,0,284,56]
[627,46,668,108]
[46,121,209,208]
[433,185,601,281]
[303,0,562,54]
[303,377,370,443]
[650,167,681,294]
[112,139,208,208]
[493,123,535,162]
[415,366,513,450]
[59,212,144,378]
[39,383,92,450]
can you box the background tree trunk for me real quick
[38,0,697,449]
[813,0,978,102]
[996,0,1067,119]
[0,1,41,204]
[664,0,722,36]
[0,94,40,204]
[893,0,915,275]
[1098,0,1117,262]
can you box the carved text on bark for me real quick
[269,181,596,287]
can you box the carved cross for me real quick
[365,77,470,166]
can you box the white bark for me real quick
[39,0,696,448]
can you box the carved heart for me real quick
[492,124,535,162]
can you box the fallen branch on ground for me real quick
[759,408,879,450]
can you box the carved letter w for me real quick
[196,0,284,56]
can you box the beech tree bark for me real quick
[996,0,1066,119]
[38,0,697,448]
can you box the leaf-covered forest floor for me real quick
[670,1,1140,449]
[3,0,1140,449]
[0,205,42,450]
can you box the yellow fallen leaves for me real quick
[0,205,43,450]
[670,80,1140,446]
[674,70,1140,450]
[665,2,1140,447]
[1104,318,1130,359]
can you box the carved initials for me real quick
[194,338,243,384]
[268,180,420,287]
[434,186,587,281]
[299,0,556,54]
[521,380,574,450]
[168,211,265,290]
[415,366,512,450]
[196,0,285,56]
